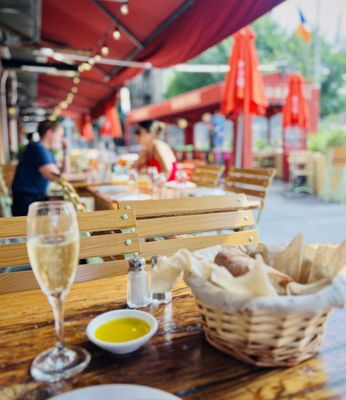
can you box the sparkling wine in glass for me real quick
[27,201,90,382]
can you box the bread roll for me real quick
[214,247,252,277]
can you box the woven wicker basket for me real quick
[196,299,331,367]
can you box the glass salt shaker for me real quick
[127,257,150,308]
[151,256,172,305]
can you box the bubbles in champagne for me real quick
[27,235,79,297]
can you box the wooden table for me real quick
[1,276,346,400]
[87,184,262,212]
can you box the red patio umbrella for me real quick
[221,26,267,167]
[282,73,309,131]
[81,114,94,142]
[281,73,310,180]
[100,99,122,138]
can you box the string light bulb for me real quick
[101,45,109,56]
[94,54,102,62]
[88,57,95,65]
[73,77,80,84]
[120,2,129,15]
[71,86,78,94]
[113,28,121,40]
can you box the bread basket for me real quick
[195,299,330,367]
[153,240,346,367]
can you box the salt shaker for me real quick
[127,257,150,308]
[151,256,172,305]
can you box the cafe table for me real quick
[1,275,346,400]
[86,184,262,212]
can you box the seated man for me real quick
[11,120,67,216]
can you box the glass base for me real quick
[31,346,90,382]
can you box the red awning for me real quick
[38,0,284,119]
[127,73,320,132]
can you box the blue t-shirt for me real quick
[12,142,56,195]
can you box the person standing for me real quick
[11,120,67,216]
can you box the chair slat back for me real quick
[225,167,276,206]
[0,210,139,294]
[118,194,249,218]
[330,147,346,167]
[0,164,16,188]
[191,164,225,187]
[119,194,258,261]
[0,167,9,196]
[54,176,86,212]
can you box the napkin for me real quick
[152,235,346,316]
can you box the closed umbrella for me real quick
[282,73,310,180]
[282,73,309,131]
[221,26,267,167]
[81,114,94,142]
[100,99,122,139]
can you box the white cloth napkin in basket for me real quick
[151,235,346,316]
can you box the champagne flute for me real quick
[27,201,90,382]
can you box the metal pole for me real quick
[314,0,321,87]
[0,70,9,164]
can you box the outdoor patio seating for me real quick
[191,164,225,187]
[321,147,346,202]
[0,166,12,217]
[225,167,276,223]
[288,150,314,195]
[0,210,139,294]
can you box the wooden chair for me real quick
[191,164,225,188]
[288,151,314,195]
[118,194,258,261]
[321,147,346,202]
[0,167,12,217]
[0,163,16,189]
[0,210,140,294]
[225,167,276,224]
[54,176,86,212]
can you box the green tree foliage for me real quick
[165,15,346,118]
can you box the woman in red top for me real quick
[134,120,177,181]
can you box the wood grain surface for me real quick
[1,276,345,400]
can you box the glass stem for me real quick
[49,295,65,353]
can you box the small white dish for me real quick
[50,384,181,400]
[86,310,158,355]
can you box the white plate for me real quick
[190,188,226,197]
[96,185,128,193]
[165,181,196,189]
[111,193,151,201]
[50,384,181,400]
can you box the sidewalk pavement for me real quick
[259,180,346,244]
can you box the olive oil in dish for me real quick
[95,318,151,343]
